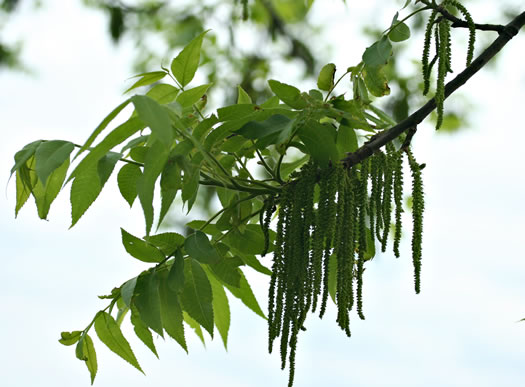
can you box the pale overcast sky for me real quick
[1,1,524,386]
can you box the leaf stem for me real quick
[382,6,431,36]
[199,193,259,231]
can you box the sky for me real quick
[1,1,524,387]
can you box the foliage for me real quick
[8,1,525,386]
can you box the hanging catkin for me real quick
[268,146,424,386]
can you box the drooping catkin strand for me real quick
[261,195,275,257]
[267,152,426,387]
[406,148,425,294]
[422,10,438,95]
[368,155,378,246]
[393,150,404,258]
[268,163,323,387]
[374,152,385,241]
[319,166,341,318]
[380,144,395,252]
[300,164,316,314]
[268,186,293,353]
[436,18,451,129]
[449,0,476,66]
[335,170,351,335]
[311,170,328,312]
[280,175,305,370]
[356,161,368,320]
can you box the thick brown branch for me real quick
[343,11,525,167]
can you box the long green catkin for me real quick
[406,148,424,294]
[267,148,426,387]
[393,150,404,258]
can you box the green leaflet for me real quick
[280,155,310,180]
[158,270,187,352]
[363,64,390,97]
[208,273,230,349]
[170,30,209,87]
[76,99,132,159]
[146,83,180,104]
[184,230,222,265]
[260,95,280,108]
[180,161,200,212]
[70,152,121,227]
[132,95,174,147]
[158,157,181,228]
[356,77,372,104]
[31,156,70,220]
[336,125,358,158]
[147,232,185,256]
[227,225,267,256]
[69,117,145,182]
[217,104,256,122]
[388,13,411,42]
[59,330,82,346]
[362,36,392,66]
[330,98,372,130]
[121,277,137,307]
[176,84,212,107]
[236,254,272,276]
[121,228,165,263]
[125,71,168,94]
[115,302,128,326]
[167,250,185,293]
[180,258,214,336]
[235,114,292,143]
[237,85,252,104]
[309,89,324,100]
[186,220,221,237]
[210,257,242,288]
[317,63,336,91]
[297,119,339,167]
[10,140,43,175]
[33,140,75,185]
[137,141,170,235]
[134,271,164,337]
[204,115,259,151]
[15,167,33,217]
[268,79,307,109]
[94,311,143,373]
[76,334,97,384]
[130,305,158,358]
[183,311,206,346]
[129,147,147,163]
[192,115,219,141]
[121,135,148,153]
[117,163,142,207]
[368,104,397,126]
[224,270,265,319]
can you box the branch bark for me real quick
[343,10,525,167]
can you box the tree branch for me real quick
[418,0,505,33]
[343,10,525,167]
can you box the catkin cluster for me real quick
[265,147,425,386]
[421,0,476,128]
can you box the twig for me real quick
[418,0,505,33]
[343,11,525,167]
